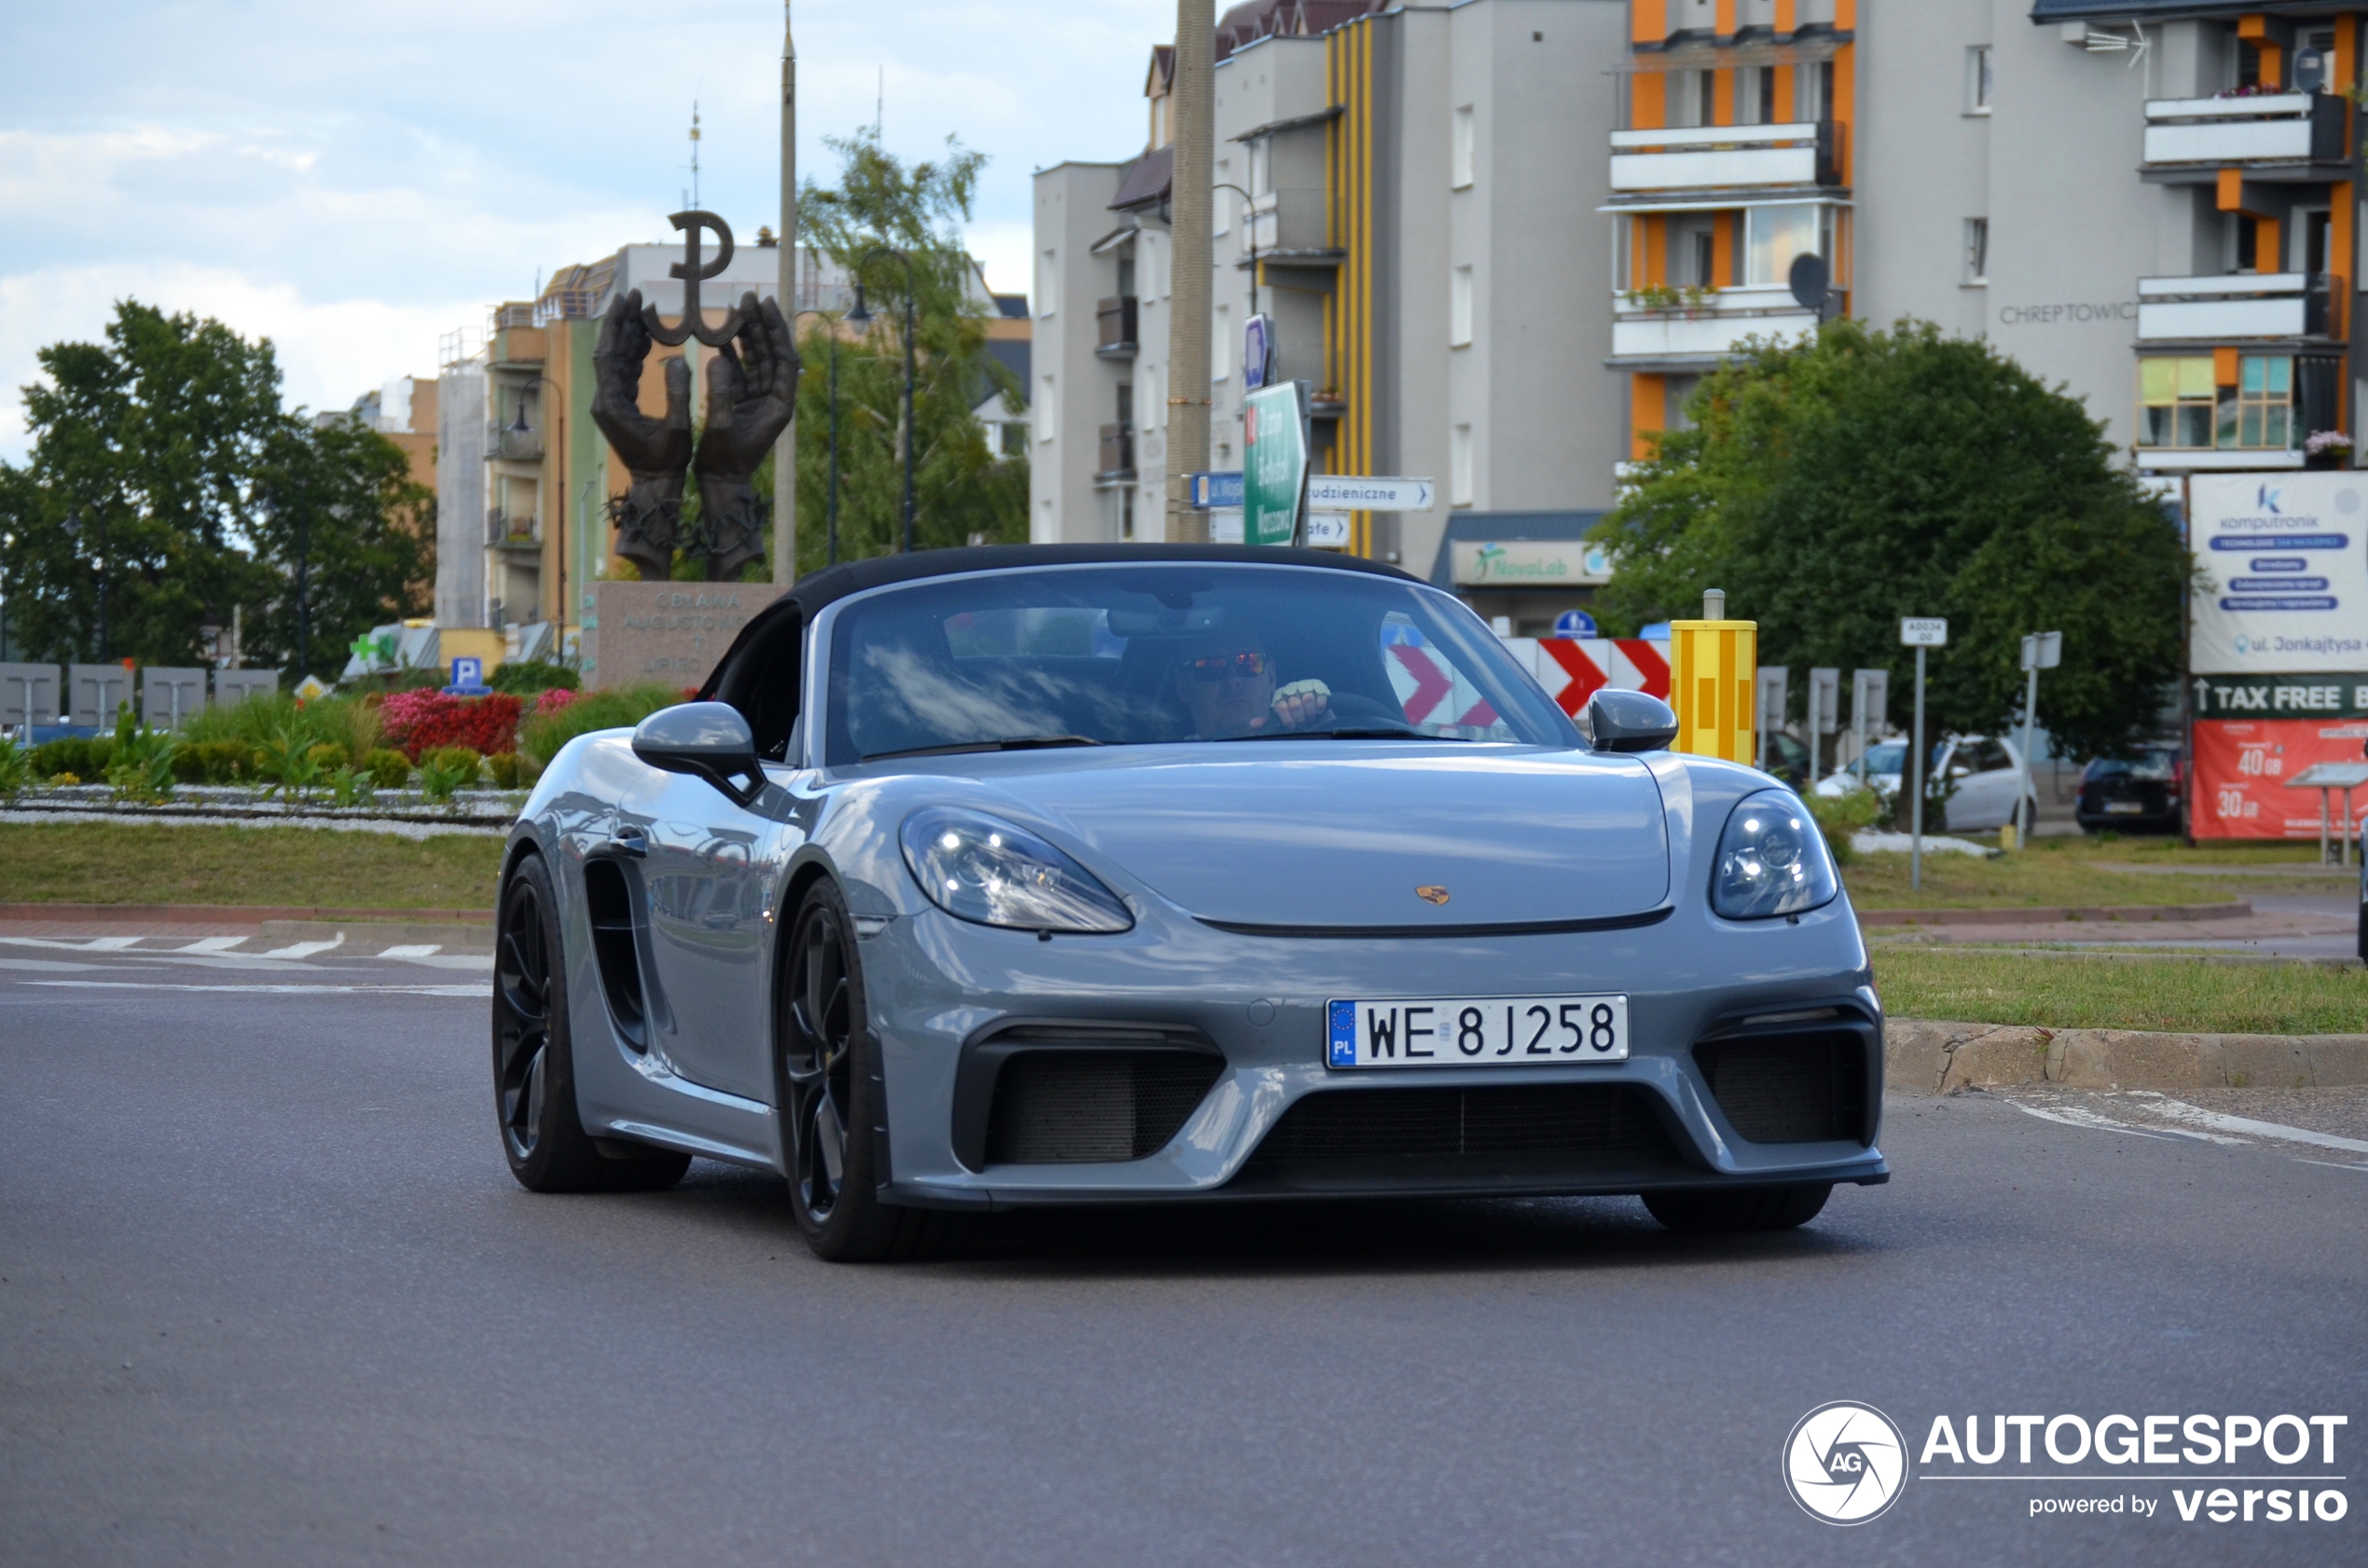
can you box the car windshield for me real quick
[824,562,1580,764]
[1858,743,1909,775]
[2087,751,2178,781]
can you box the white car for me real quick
[1814,734,2032,832]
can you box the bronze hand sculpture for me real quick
[590,289,693,581]
[692,292,800,581]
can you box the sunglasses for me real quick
[1183,651,1272,683]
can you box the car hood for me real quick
[997,746,1671,929]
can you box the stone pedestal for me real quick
[582,581,787,692]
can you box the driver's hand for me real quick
[1270,679,1331,731]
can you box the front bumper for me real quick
[856,892,1889,1210]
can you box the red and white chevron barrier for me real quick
[1497,637,1672,717]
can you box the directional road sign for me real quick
[1189,472,1246,510]
[1552,609,1598,640]
[1305,475,1435,511]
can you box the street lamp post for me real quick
[847,246,917,556]
[792,309,844,567]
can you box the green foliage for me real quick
[518,683,683,764]
[1804,788,1882,867]
[487,660,580,696]
[171,740,255,785]
[181,692,377,764]
[360,749,413,790]
[417,753,476,804]
[0,302,281,666]
[792,126,1027,574]
[418,746,484,781]
[31,736,115,780]
[0,735,27,796]
[1590,319,2191,761]
[0,300,432,680]
[253,719,326,798]
[323,764,376,808]
[103,717,177,803]
[483,750,540,790]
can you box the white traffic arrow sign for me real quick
[1306,475,1435,511]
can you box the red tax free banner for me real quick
[2191,718,2368,839]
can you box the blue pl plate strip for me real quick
[1327,999,1358,1067]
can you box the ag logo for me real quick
[1783,1401,1907,1525]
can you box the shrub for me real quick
[361,748,414,789]
[533,686,581,715]
[169,740,254,784]
[1805,788,1883,867]
[32,737,114,780]
[489,659,580,696]
[0,735,26,795]
[304,743,347,772]
[519,683,682,764]
[418,746,485,781]
[183,692,378,764]
[484,750,537,790]
[48,771,82,786]
[379,689,522,761]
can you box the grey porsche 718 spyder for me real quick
[492,545,1887,1259]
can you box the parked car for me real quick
[491,545,1888,1259]
[2073,745,2183,834]
[1814,734,2032,832]
[1759,731,1811,790]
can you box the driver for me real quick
[1173,627,1332,738]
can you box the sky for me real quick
[0,0,1173,462]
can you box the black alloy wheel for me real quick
[493,854,688,1193]
[778,880,965,1261]
[1643,1182,1832,1233]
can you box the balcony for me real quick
[2141,94,2346,177]
[487,509,541,549]
[1609,286,1823,367]
[1095,424,1136,481]
[2136,273,2338,343]
[1095,296,1137,359]
[1608,122,1840,196]
[487,422,544,461]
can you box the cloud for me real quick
[0,0,1175,463]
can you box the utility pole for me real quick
[773,2,799,585]
[1164,0,1214,543]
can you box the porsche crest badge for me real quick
[1415,885,1451,905]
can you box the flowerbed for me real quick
[378,689,524,761]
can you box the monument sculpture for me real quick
[593,211,799,582]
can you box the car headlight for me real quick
[899,807,1134,933]
[1713,789,1838,920]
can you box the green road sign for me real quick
[1243,381,1308,547]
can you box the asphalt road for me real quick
[4,951,2364,1567]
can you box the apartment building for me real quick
[1618,1,2359,476]
[1033,0,1631,599]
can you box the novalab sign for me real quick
[2189,473,2368,674]
[1451,541,1614,587]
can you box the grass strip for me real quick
[1874,947,2368,1036]
[0,821,504,910]
[1842,834,2339,911]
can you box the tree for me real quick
[792,127,1026,573]
[1590,319,2190,763]
[244,413,435,682]
[0,301,282,665]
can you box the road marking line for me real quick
[376,943,441,957]
[2296,1160,2368,1174]
[0,935,147,953]
[2123,1093,2368,1156]
[171,936,250,954]
[25,980,485,997]
[256,936,344,958]
[2004,1102,2186,1141]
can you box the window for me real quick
[1000,422,1026,457]
[1452,104,1475,188]
[1117,254,1136,298]
[1797,59,1832,121]
[1451,266,1473,347]
[2299,208,2330,275]
[1038,249,1056,317]
[1451,423,1474,507]
[1744,205,1828,286]
[1116,381,1133,427]
[1962,217,1989,284]
[1753,65,1777,125]
[1037,375,1056,444]
[1965,47,1993,115]
[2137,355,2292,450]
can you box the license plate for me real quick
[2103,801,2144,814]
[1327,995,1630,1069]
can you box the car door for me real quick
[624,767,787,1102]
[1948,736,2017,830]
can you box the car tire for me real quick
[778,879,966,1262]
[1642,1182,1832,1233]
[494,854,692,1194]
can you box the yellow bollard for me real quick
[1667,617,1758,762]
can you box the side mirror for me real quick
[632,702,764,805]
[1585,688,1680,753]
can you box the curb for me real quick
[1859,901,2251,928]
[1886,1018,2368,1094]
[0,902,493,926]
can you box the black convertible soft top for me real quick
[695,544,1419,751]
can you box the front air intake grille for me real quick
[1693,1032,1867,1144]
[984,1052,1224,1164]
[1239,1083,1679,1183]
